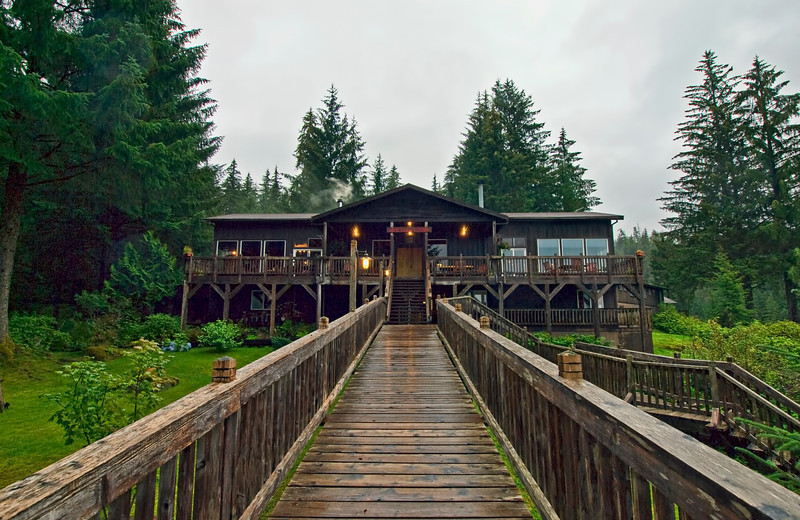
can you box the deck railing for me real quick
[454,295,800,472]
[186,254,643,282]
[0,299,386,520]
[437,299,800,519]
[504,307,650,327]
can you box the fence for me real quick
[0,299,386,520]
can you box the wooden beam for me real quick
[299,284,317,300]
[456,284,474,297]
[180,281,190,329]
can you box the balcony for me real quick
[185,255,643,285]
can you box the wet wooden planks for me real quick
[270,324,532,519]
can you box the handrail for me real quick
[437,299,800,519]
[449,295,800,467]
[0,299,387,519]
[187,254,645,281]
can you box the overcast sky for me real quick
[177,0,799,233]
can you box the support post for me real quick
[544,283,552,334]
[0,379,5,414]
[222,284,231,320]
[269,283,277,336]
[349,239,357,312]
[180,281,189,329]
[592,284,601,338]
[636,254,648,350]
[316,283,322,322]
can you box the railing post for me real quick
[479,316,490,329]
[557,351,582,380]
[709,361,722,428]
[212,356,237,383]
[626,354,635,403]
[454,303,462,313]
[318,316,329,329]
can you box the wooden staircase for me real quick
[388,279,427,324]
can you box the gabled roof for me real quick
[311,184,507,223]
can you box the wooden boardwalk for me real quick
[269,325,532,519]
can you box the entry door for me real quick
[396,247,423,279]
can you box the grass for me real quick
[0,344,273,489]
[652,330,696,357]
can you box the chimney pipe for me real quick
[337,199,343,208]
[478,181,484,208]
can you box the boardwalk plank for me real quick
[269,325,532,519]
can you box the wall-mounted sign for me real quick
[386,226,432,233]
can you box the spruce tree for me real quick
[290,86,368,211]
[738,57,800,320]
[219,160,243,213]
[659,51,759,309]
[548,128,599,211]
[369,154,388,195]
[386,164,401,190]
[0,0,218,339]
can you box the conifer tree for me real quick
[369,154,389,195]
[219,160,243,213]
[258,167,288,213]
[0,0,218,340]
[659,51,759,308]
[290,85,368,211]
[386,165,401,190]
[548,128,599,211]
[737,57,800,320]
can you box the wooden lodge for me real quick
[182,184,658,351]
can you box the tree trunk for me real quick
[785,271,798,323]
[0,163,27,340]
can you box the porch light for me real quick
[384,269,390,277]
[353,226,359,237]
[460,225,468,237]
[362,257,371,269]
[407,221,412,226]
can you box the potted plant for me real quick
[183,246,194,257]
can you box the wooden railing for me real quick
[505,307,650,327]
[430,254,643,279]
[187,254,643,283]
[437,299,800,519]
[454,296,800,471]
[0,299,386,520]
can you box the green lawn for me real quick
[0,345,273,489]
[652,330,696,357]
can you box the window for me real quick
[373,240,391,257]
[293,248,322,258]
[308,237,323,249]
[585,239,609,256]
[427,239,447,257]
[251,290,267,310]
[265,240,286,257]
[241,240,262,257]
[217,241,238,257]
[501,237,527,274]
[537,239,560,256]
[561,239,584,256]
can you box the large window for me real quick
[265,240,286,257]
[241,240,262,257]
[537,239,560,256]
[217,241,238,257]
[561,238,584,256]
[585,238,609,256]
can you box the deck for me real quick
[269,325,532,519]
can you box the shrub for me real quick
[137,314,186,345]
[200,320,242,352]
[8,313,73,353]
[652,304,710,337]
[531,332,611,348]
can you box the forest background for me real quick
[0,2,799,347]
